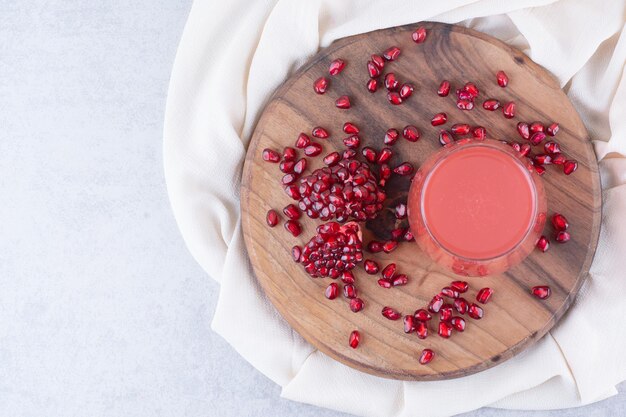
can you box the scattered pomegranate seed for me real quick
[343,284,357,299]
[414,309,432,321]
[451,281,469,293]
[341,271,355,284]
[404,229,414,241]
[439,130,454,146]
[367,241,383,253]
[517,122,530,140]
[323,152,341,166]
[266,209,279,226]
[280,160,295,173]
[400,83,415,99]
[312,127,329,139]
[381,129,398,146]
[534,154,552,165]
[534,165,546,176]
[382,306,401,320]
[284,220,302,237]
[335,96,351,109]
[366,78,378,92]
[440,305,453,321]
[519,143,531,157]
[438,321,453,338]
[364,259,379,274]
[431,112,447,126]
[428,295,444,313]
[325,283,339,299]
[390,228,405,241]
[283,147,296,161]
[377,148,393,165]
[342,149,356,160]
[456,100,474,110]
[383,46,401,61]
[531,285,551,299]
[496,70,509,87]
[544,141,561,154]
[530,132,547,146]
[411,27,427,43]
[283,204,301,220]
[392,274,408,286]
[464,82,479,97]
[262,148,281,163]
[378,278,392,288]
[395,203,407,219]
[393,162,414,176]
[472,126,486,139]
[552,213,569,231]
[379,164,391,185]
[343,135,361,148]
[454,297,468,314]
[546,123,559,136]
[503,101,516,118]
[304,143,322,157]
[381,263,396,280]
[536,236,550,252]
[300,222,362,277]
[293,158,306,174]
[371,54,385,70]
[530,122,545,133]
[284,184,301,200]
[387,91,403,105]
[415,321,428,339]
[313,77,329,94]
[367,61,381,78]
[563,160,578,175]
[350,297,364,312]
[292,245,302,262]
[383,240,398,253]
[349,330,360,348]
[342,122,358,135]
[362,147,377,163]
[438,80,451,97]
[468,303,484,319]
[555,231,570,243]
[402,125,420,142]
[329,59,346,76]
[419,349,435,365]
[441,287,459,298]
[451,316,466,331]
[384,73,399,91]
[295,133,311,149]
[451,123,470,135]
[483,99,501,111]
[403,315,415,333]
[476,288,494,304]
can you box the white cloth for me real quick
[163,0,626,415]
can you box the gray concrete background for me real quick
[0,1,623,416]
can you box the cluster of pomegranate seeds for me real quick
[376,262,409,288]
[455,82,479,110]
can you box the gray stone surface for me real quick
[0,1,623,416]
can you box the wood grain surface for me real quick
[240,22,601,380]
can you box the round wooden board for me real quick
[240,22,601,380]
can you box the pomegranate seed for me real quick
[367,61,381,78]
[280,160,295,173]
[402,125,420,142]
[343,135,361,148]
[563,160,578,175]
[440,305,453,321]
[293,158,306,174]
[329,59,346,76]
[364,259,379,274]
[536,236,550,252]
[392,274,408,286]
[456,100,474,110]
[379,163,392,184]
[457,90,473,101]
[341,271,355,284]
[496,70,509,87]
[292,245,302,262]
[400,83,414,99]
[519,143,532,157]
[266,209,279,226]
[300,222,363,277]
[313,77,329,94]
[335,96,351,109]
[483,99,501,111]
[411,27,427,43]
[531,285,551,299]
[404,229,414,241]
[431,113,447,126]
[362,147,377,163]
[438,321,453,338]
[393,162,414,176]
[555,231,570,243]
[295,133,311,149]
[383,46,401,61]
[262,148,280,163]
[547,123,559,136]
[468,303,484,319]
[413,321,427,339]
[304,143,322,157]
[441,287,459,298]
[282,174,297,186]
[350,298,364,312]
[371,54,385,70]
[428,295,444,313]
[454,297,468,314]
[378,278,392,288]
[382,240,398,253]
[476,287,494,304]
[534,165,546,176]
[544,141,561,154]
[283,204,301,220]
[451,123,470,135]
[463,82,479,97]
[503,101,516,118]
[414,309,432,321]
[438,80,451,97]
[530,132,547,146]
[384,128,399,145]
[419,349,435,365]
[367,241,383,253]
[517,122,530,140]
[343,284,357,299]
[312,127,329,139]
[451,316,466,331]
[384,73,399,91]
[284,184,300,200]
[382,306,401,320]
[325,283,339,299]
[323,152,341,166]
[395,203,407,219]
[349,330,360,348]
[451,281,469,293]
[510,142,522,153]
[439,130,454,146]
[381,263,396,280]
[552,213,569,231]
[530,122,545,133]
[343,122,359,134]
[283,147,296,161]
[534,154,552,165]
[284,220,302,237]
[377,148,393,165]
[366,78,378,92]
[387,91,402,105]
[403,315,415,333]
[390,228,405,241]
[472,126,487,140]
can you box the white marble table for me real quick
[0,1,623,416]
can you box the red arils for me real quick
[454,297,468,314]
[472,126,487,140]
[300,222,362,278]
[382,263,396,280]
[293,158,306,174]
[262,148,281,163]
[438,80,451,97]
[392,274,408,286]
[416,321,428,339]
[395,203,407,219]
[284,219,302,237]
[519,143,532,157]
[517,122,530,140]
[329,59,345,76]
[314,77,329,94]
[439,130,454,146]
[390,228,405,241]
[431,112,447,126]
[281,162,295,175]
[414,309,432,321]
[536,236,550,252]
[530,132,547,146]
[451,316,466,332]
[496,70,509,87]
[292,245,302,262]
[403,125,420,142]
[563,160,578,175]
[383,240,398,253]
[451,281,469,293]
[438,321,453,338]
[335,96,351,109]
[403,315,415,333]
[399,83,414,99]
[531,285,551,299]
[451,123,470,135]
[547,123,559,136]
[283,204,301,220]
[544,141,561,154]
[503,101,516,118]
[411,27,427,43]
[325,283,339,299]
[393,162,414,176]
[367,61,381,78]
[441,287,459,299]
[456,100,474,110]
[366,78,378,92]
[361,147,377,163]
[304,143,323,157]
[283,147,296,161]
[312,127,329,139]
[377,148,393,164]
[343,149,356,160]
[284,184,301,200]
[384,73,399,91]
[534,154,552,165]
[476,287,494,304]
[295,133,311,148]
[530,122,545,133]
[404,229,414,241]
[343,135,361,148]
[266,209,279,227]
[419,349,435,365]
[468,303,484,319]
[371,54,385,70]
[349,297,364,312]
[378,278,392,288]
[384,128,399,145]
[387,91,403,105]
[552,213,569,231]
[341,271,355,284]
[367,240,383,253]
[349,330,360,348]
[364,259,379,274]
[535,165,546,176]
[383,46,401,61]
[428,295,444,313]
[483,99,501,111]
[343,284,357,299]
[281,174,296,185]
[555,231,570,243]
[463,82,479,98]
[440,305,453,321]
[382,306,401,320]
[323,152,341,166]
[343,122,359,134]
